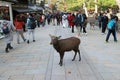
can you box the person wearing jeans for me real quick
[106,29,117,42]
[26,13,36,44]
[81,10,87,35]
[98,13,102,29]
[27,29,35,43]
[68,13,75,33]
[101,13,109,34]
[106,16,117,42]
[74,11,82,36]
[14,15,26,44]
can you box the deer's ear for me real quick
[49,34,53,38]
[49,34,56,39]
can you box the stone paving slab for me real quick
[45,26,105,80]
[80,24,120,80]
[0,26,54,80]
[0,24,120,80]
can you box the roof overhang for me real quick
[13,8,35,13]
[28,5,44,11]
[0,0,17,3]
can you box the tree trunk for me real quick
[83,2,88,17]
[95,0,98,13]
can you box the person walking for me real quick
[52,12,56,26]
[21,14,27,32]
[62,13,68,28]
[26,13,36,44]
[1,20,15,53]
[46,12,51,25]
[98,13,102,29]
[56,13,61,26]
[34,13,40,28]
[74,10,82,36]
[112,14,119,31]
[68,13,75,33]
[81,10,88,35]
[106,16,117,42]
[67,13,71,28]
[101,13,109,34]
[40,14,46,27]
[14,15,26,44]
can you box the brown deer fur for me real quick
[49,34,81,66]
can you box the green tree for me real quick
[96,0,117,11]
[51,0,118,12]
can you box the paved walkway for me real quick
[0,24,120,80]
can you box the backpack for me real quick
[107,19,116,30]
[73,14,81,24]
[29,18,36,29]
[2,24,10,35]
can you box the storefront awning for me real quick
[1,0,17,3]
[13,8,35,13]
[28,6,43,12]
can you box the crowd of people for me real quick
[97,12,118,42]
[0,10,119,53]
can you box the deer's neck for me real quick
[53,42,60,52]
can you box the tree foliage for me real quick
[48,0,118,11]
[97,0,117,11]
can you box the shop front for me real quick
[0,1,14,39]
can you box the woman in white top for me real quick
[62,13,68,28]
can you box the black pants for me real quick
[83,27,87,33]
[80,23,83,32]
[37,21,40,27]
[71,26,74,33]
[106,29,117,41]
[102,24,107,33]
[82,22,87,33]
[47,19,51,25]
[5,43,13,52]
[99,21,102,29]
[23,25,26,32]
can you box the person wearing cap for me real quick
[1,20,15,53]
